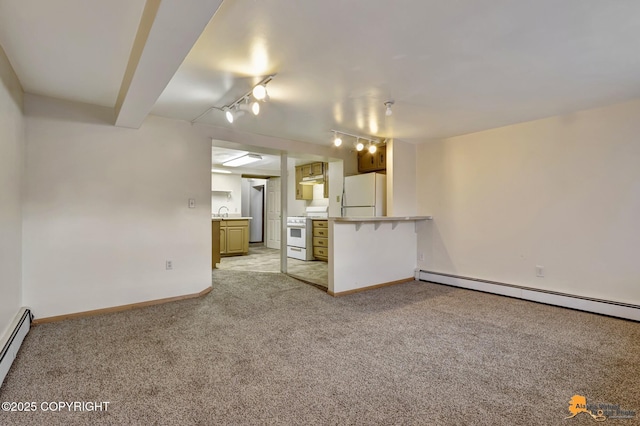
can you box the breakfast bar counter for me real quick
[328,216,432,296]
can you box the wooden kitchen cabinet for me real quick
[312,220,328,261]
[296,161,327,200]
[300,162,323,178]
[357,145,386,173]
[295,166,313,200]
[219,219,249,256]
[212,220,221,268]
[323,163,329,199]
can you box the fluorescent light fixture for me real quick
[222,154,262,167]
[212,168,232,174]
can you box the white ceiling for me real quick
[2,0,640,146]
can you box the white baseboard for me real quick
[0,308,32,388]
[416,270,640,322]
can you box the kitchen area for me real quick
[210,145,337,288]
[211,140,429,294]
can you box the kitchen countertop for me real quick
[211,216,253,221]
[330,216,432,222]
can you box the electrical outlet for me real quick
[188,198,196,208]
[418,252,425,262]
[166,260,173,270]
[536,265,544,277]
[336,195,340,203]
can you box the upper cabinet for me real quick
[300,162,324,178]
[295,165,313,200]
[295,161,327,200]
[357,145,386,173]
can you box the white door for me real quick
[266,177,281,249]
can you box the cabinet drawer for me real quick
[313,246,328,258]
[313,237,328,247]
[221,219,249,227]
[313,228,328,237]
[313,220,328,228]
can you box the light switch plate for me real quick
[188,198,196,208]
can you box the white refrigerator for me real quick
[342,172,386,217]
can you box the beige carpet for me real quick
[0,270,638,425]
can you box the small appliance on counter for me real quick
[342,172,386,217]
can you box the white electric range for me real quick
[286,206,328,261]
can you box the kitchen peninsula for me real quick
[328,216,431,296]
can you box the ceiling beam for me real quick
[115,0,223,129]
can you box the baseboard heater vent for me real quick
[0,308,32,388]
[417,270,640,322]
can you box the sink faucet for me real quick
[217,206,229,218]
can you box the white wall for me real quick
[211,173,242,216]
[0,44,24,337]
[330,220,418,294]
[387,139,417,217]
[22,95,212,319]
[417,98,640,306]
[327,160,344,218]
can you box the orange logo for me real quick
[566,395,636,422]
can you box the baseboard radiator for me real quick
[416,270,640,322]
[0,308,33,388]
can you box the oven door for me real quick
[287,226,307,248]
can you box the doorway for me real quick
[249,184,264,243]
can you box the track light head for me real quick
[251,101,260,115]
[333,131,342,147]
[252,84,267,101]
[224,107,234,123]
[368,143,377,154]
[355,139,364,152]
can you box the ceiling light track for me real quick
[331,129,384,152]
[191,75,275,124]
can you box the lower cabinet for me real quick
[220,219,249,256]
[212,220,221,268]
[312,220,328,261]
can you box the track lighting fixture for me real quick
[330,130,383,153]
[384,100,394,116]
[190,75,275,124]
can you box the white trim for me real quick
[417,270,640,322]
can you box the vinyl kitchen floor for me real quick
[215,243,328,288]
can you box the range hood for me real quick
[299,174,324,185]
